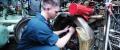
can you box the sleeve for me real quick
[29,21,59,46]
[46,33,59,46]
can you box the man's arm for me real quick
[54,26,69,35]
[55,27,75,48]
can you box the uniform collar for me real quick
[35,12,50,25]
[35,12,53,30]
[35,12,47,22]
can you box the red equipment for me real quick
[69,3,94,21]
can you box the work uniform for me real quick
[16,12,59,50]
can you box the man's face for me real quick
[47,6,60,19]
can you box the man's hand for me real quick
[68,27,75,34]
[56,26,75,48]
[62,26,69,32]
[54,26,69,35]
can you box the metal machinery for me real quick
[54,0,120,50]
[0,0,120,50]
[104,0,120,50]
[0,0,41,49]
[0,0,28,49]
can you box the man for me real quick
[16,0,75,50]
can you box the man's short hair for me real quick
[41,0,60,9]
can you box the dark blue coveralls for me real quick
[16,12,60,50]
